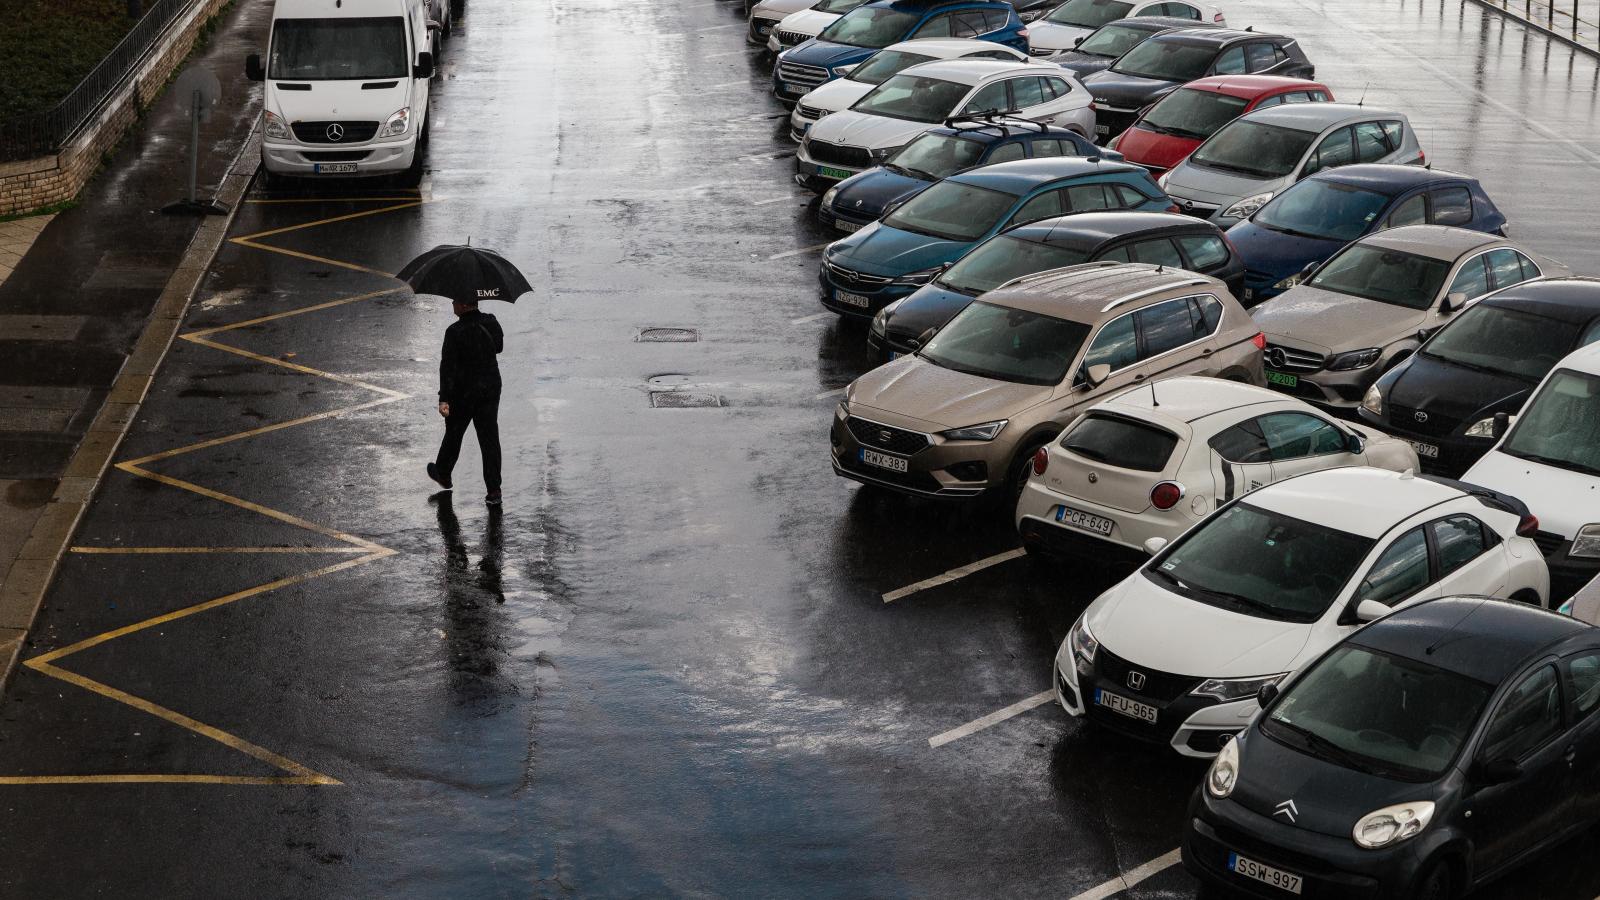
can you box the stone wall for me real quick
[0,0,234,218]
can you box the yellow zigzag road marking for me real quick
[9,198,427,786]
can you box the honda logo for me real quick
[1267,347,1287,369]
[325,123,345,142]
[1274,799,1299,824]
[1125,671,1146,691]
[1414,410,1429,423]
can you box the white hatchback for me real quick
[768,0,865,52]
[1017,377,1418,558]
[1054,466,1551,757]
[1027,0,1224,56]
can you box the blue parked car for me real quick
[773,0,1028,105]
[819,157,1173,319]
[816,121,1119,229]
[1225,164,1508,305]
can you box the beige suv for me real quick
[830,262,1265,500]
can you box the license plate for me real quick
[1243,288,1254,301]
[1054,504,1114,536]
[1229,853,1303,895]
[313,163,358,174]
[1094,688,1157,723]
[859,448,908,472]
[1264,370,1297,389]
[1406,439,1440,459]
[888,351,900,361]
[835,290,871,308]
[817,165,853,180]
[781,82,806,95]
[1094,124,1109,135]
[834,219,862,234]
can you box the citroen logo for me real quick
[326,123,345,142]
[1414,410,1429,423]
[1125,671,1146,691]
[1087,472,1098,483]
[1274,799,1299,824]
[1267,347,1287,369]
[878,429,893,444]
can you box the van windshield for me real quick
[270,17,409,80]
[1500,368,1600,477]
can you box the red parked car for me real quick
[1109,75,1334,177]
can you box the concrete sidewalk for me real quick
[0,215,55,288]
[0,0,269,679]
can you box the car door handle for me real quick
[1132,373,1147,381]
[1201,347,1214,356]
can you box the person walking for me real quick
[427,298,504,505]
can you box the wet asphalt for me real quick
[1,0,1599,896]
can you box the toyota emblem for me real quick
[1414,410,1429,423]
[1267,347,1287,369]
[878,429,893,444]
[1087,472,1098,483]
[1125,671,1146,691]
[326,123,345,142]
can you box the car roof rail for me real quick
[1101,276,1211,312]
[978,112,1049,133]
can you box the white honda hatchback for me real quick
[1054,466,1550,757]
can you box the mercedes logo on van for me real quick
[1125,671,1146,691]
[1414,410,1429,423]
[326,123,345,142]
[1274,799,1299,824]
[1267,347,1287,369]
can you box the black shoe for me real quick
[485,491,502,507]
[427,463,452,490]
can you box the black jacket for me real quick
[438,311,504,403]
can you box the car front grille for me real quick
[795,104,825,121]
[775,28,810,47]
[846,416,931,455]
[825,260,893,292]
[777,61,829,89]
[1094,647,1201,704]
[1264,343,1325,373]
[1168,194,1220,217]
[291,121,380,144]
[806,139,871,169]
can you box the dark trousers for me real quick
[435,393,501,490]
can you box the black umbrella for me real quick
[396,244,533,305]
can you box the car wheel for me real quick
[1411,860,1453,900]
[1510,588,1542,606]
[1004,440,1048,504]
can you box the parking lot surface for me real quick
[0,0,1598,896]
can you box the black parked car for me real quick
[1359,278,1600,476]
[1081,28,1314,139]
[1185,596,1600,900]
[1046,16,1219,78]
[869,211,1242,359]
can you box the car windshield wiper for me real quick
[1063,442,1108,461]
[1192,585,1288,619]
[1256,222,1326,240]
[1507,451,1600,477]
[881,162,914,177]
[1269,719,1382,775]
[902,165,939,181]
[1421,352,1512,377]
[1193,159,1266,177]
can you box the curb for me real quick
[0,126,261,690]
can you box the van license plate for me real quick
[818,165,853,180]
[1406,439,1440,459]
[859,448,908,472]
[1094,688,1157,723]
[1055,505,1113,536]
[835,290,871,308]
[1228,853,1302,895]
[1265,370,1297,389]
[313,163,358,174]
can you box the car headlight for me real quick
[1464,416,1499,438]
[872,309,888,336]
[1571,524,1600,559]
[834,399,850,421]
[379,107,410,137]
[1273,271,1309,291]
[1019,8,1045,20]
[1206,735,1240,798]
[821,186,839,210]
[1353,801,1435,849]
[832,64,857,76]
[1068,615,1099,672]
[941,419,1007,441]
[1191,673,1286,704]
[264,110,289,140]
[1362,383,1384,417]
[1222,192,1274,220]
[1327,348,1382,372]
[893,267,943,286]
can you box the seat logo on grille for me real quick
[1125,671,1145,691]
[1267,347,1287,369]
[878,429,893,444]
[1414,410,1429,423]
[326,123,345,142]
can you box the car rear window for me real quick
[1047,0,1136,29]
[1060,413,1180,472]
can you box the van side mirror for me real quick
[1477,757,1522,786]
[245,53,265,82]
[1082,363,1112,388]
[1142,536,1168,556]
[414,51,435,79]
[1440,291,1466,315]
[1492,411,1510,440]
[1345,431,1365,455]
[1257,682,1279,707]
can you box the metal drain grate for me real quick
[649,391,721,409]
[637,327,699,343]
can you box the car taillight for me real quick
[1251,332,1267,350]
[1166,204,1182,214]
[1213,11,1225,20]
[1018,27,1029,38]
[1032,447,1049,476]
[1517,514,1539,537]
[1419,148,1426,164]
[1151,481,1183,510]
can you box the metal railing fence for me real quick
[1471,0,1599,56]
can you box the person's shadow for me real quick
[433,493,509,704]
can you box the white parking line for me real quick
[706,79,751,90]
[1066,849,1183,900]
[696,22,742,31]
[740,150,796,162]
[705,48,756,58]
[766,242,829,260]
[815,387,846,400]
[754,194,805,206]
[790,311,832,325]
[882,548,1027,603]
[927,689,1053,748]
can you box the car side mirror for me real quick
[414,51,435,79]
[1298,260,1317,279]
[1440,291,1466,315]
[1082,363,1111,388]
[1353,599,1390,622]
[1492,411,1510,440]
[1478,757,1522,786]
[245,53,265,82]
[1142,536,1168,556]
[1073,36,1084,46]
[1416,326,1439,344]
[1345,431,1365,455]
[1257,682,1279,707]
[880,198,904,218]
[427,18,443,30]
[907,326,938,350]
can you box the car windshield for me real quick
[1500,368,1600,477]
[1189,120,1316,179]
[887,133,988,179]
[1146,502,1375,623]
[1422,305,1581,382]
[852,74,973,122]
[269,17,408,80]
[1264,645,1491,780]
[1047,0,1135,29]
[1139,88,1248,141]
[1110,39,1216,82]
[938,234,1090,295]
[1077,22,1156,58]
[818,7,919,48]
[1307,244,1451,310]
[919,301,1092,385]
[849,49,936,84]
[1253,180,1391,242]
[884,180,1018,241]
[815,0,868,12]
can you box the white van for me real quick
[245,0,438,184]
[1463,340,1600,606]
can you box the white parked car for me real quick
[748,0,827,46]
[789,39,1027,141]
[1027,0,1224,56]
[1054,466,1550,757]
[768,0,866,52]
[799,59,1093,179]
[1463,340,1600,606]
[1016,377,1418,557]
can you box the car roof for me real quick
[1238,101,1402,130]
[1243,467,1465,538]
[1312,163,1476,193]
[1005,211,1211,246]
[1149,27,1286,46]
[1479,276,1600,325]
[1551,328,1600,374]
[929,120,1082,142]
[1178,75,1326,98]
[880,38,1021,58]
[950,157,1140,191]
[1103,15,1217,31]
[984,261,1222,320]
[897,58,1053,83]
[1357,224,1504,260]
[1353,596,1591,684]
[1096,376,1288,423]
[871,0,1007,10]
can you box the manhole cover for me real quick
[637,328,699,343]
[650,391,721,409]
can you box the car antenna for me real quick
[1149,380,1159,406]
[1424,598,1489,656]
[1356,82,1369,106]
